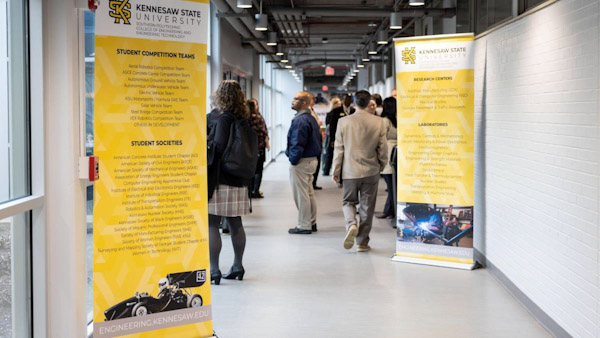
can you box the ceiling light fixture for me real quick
[362,52,370,62]
[356,58,364,68]
[322,37,329,44]
[409,0,425,6]
[285,65,293,69]
[255,14,268,31]
[377,30,388,44]
[276,45,284,56]
[280,53,289,63]
[254,0,268,31]
[368,42,377,55]
[267,32,278,46]
[390,13,403,29]
[237,0,252,8]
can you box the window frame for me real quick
[474,0,560,38]
[0,0,45,337]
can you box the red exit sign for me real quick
[325,66,335,76]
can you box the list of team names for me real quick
[96,50,204,257]
[119,58,193,128]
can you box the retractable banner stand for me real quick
[93,1,213,336]
[392,33,476,270]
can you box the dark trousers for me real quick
[251,150,266,194]
[382,174,395,217]
[313,155,321,187]
[322,145,334,175]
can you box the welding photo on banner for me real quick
[397,203,473,248]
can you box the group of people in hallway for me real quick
[206,79,398,285]
[286,90,398,253]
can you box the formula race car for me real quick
[104,270,206,321]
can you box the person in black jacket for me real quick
[323,94,354,176]
[286,91,322,234]
[207,80,251,284]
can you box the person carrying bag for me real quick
[206,80,257,285]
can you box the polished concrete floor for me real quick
[211,157,551,338]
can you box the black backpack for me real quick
[221,117,258,179]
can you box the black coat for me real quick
[325,106,354,147]
[207,112,249,198]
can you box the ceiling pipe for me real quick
[294,58,356,67]
[272,13,292,45]
[289,15,310,47]
[279,13,296,44]
[223,0,275,53]
[269,7,455,18]
[211,0,273,60]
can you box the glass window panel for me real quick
[83,10,96,321]
[476,0,513,34]
[1,0,30,204]
[85,11,95,156]
[525,0,548,11]
[0,212,31,337]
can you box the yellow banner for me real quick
[93,0,212,336]
[393,34,475,268]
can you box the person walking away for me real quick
[322,97,341,176]
[323,94,353,177]
[207,80,257,284]
[376,97,397,221]
[248,99,270,198]
[286,91,322,234]
[308,93,324,190]
[332,90,387,251]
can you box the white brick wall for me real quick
[473,1,600,337]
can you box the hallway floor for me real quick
[210,157,551,338]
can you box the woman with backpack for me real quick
[207,80,257,285]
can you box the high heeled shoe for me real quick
[222,267,245,280]
[211,271,222,285]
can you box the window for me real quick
[0,212,31,336]
[475,0,513,34]
[0,1,36,336]
[82,9,95,324]
[521,0,552,13]
[1,0,30,204]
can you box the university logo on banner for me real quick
[108,0,131,24]
[401,47,416,64]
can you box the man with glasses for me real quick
[286,92,322,234]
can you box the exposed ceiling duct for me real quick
[269,7,455,18]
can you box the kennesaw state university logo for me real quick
[109,0,131,25]
[402,47,416,64]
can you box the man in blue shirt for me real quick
[286,91,322,234]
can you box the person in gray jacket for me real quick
[332,90,388,252]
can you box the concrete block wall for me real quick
[474,0,600,337]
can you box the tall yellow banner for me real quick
[93,0,213,336]
[392,34,476,270]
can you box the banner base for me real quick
[391,256,475,270]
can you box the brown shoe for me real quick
[356,245,371,252]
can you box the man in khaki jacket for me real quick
[332,90,388,251]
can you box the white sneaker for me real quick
[343,224,358,250]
